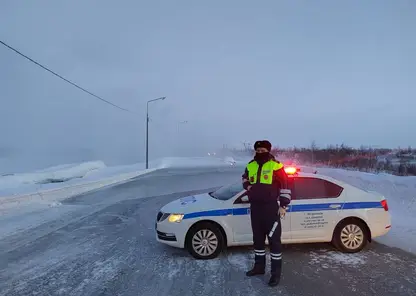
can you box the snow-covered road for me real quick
[1,168,415,296]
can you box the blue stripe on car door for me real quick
[182,201,382,219]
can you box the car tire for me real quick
[332,219,369,253]
[186,222,224,260]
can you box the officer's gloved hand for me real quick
[279,189,291,201]
[279,189,291,218]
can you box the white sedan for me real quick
[155,168,392,259]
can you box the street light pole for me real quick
[146,96,166,169]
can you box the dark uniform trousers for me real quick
[250,205,282,275]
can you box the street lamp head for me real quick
[148,96,167,104]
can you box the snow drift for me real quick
[0,161,106,188]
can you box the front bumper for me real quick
[155,212,186,248]
[156,230,177,242]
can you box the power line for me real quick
[0,39,131,112]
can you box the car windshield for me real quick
[209,182,244,200]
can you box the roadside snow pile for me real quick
[315,167,416,255]
[0,162,157,212]
[0,161,106,189]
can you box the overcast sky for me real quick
[1,0,415,172]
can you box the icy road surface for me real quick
[1,168,416,296]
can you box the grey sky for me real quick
[1,0,415,172]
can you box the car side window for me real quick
[234,191,249,204]
[293,177,343,200]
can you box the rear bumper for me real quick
[370,213,392,238]
[372,224,392,238]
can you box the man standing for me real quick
[242,140,291,286]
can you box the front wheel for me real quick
[186,222,224,259]
[332,219,369,253]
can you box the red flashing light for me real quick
[284,166,299,175]
[381,199,389,211]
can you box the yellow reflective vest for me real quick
[246,159,284,185]
[245,159,285,205]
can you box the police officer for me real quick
[242,140,291,286]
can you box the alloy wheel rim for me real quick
[340,224,364,249]
[192,229,218,256]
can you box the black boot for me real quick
[246,255,265,276]
[268,273,280,286]
[268,259,282,286]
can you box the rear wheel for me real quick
[332,219,368,253]
[186,222,224,259]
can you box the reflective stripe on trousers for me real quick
[270,252,282,260]
[254,249,266,256]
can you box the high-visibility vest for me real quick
[246,160,284,185]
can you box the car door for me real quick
[231,191,252,243]
[232,192,291,243]
[289,176,345,240]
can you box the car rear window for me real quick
[293,177,343,200]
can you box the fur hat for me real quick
[254,140,272,151]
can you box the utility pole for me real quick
[146,97,166,169]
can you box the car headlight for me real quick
[168,214,184,223]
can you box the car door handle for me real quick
[329,204,341,209]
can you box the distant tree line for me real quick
[230,143,416,176]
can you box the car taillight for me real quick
[381,199,389,211]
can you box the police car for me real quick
[155,167,391,259]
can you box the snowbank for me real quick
[0,161,146,210]
[0,161,135,197]
[0,168,158,211]
[0,161,106,189]
[312,167,416,255]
